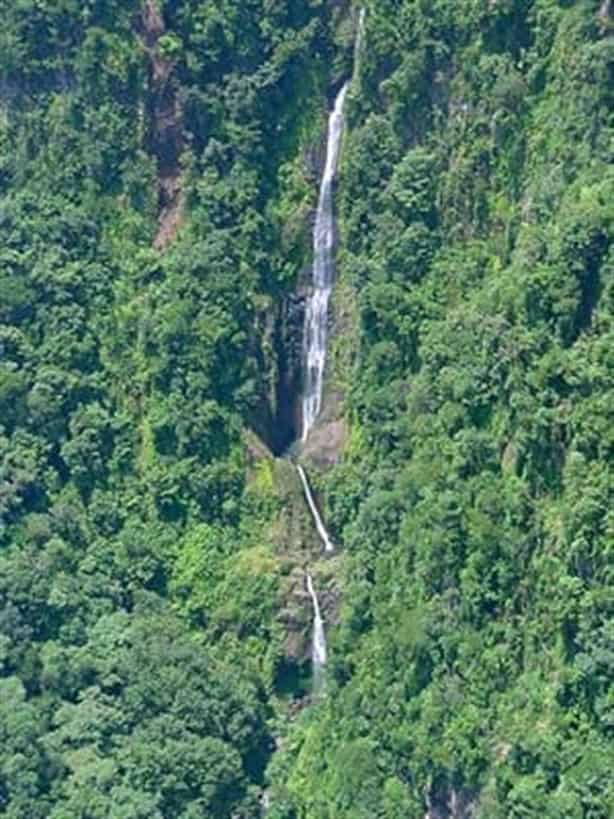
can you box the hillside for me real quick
[0,1,612,818]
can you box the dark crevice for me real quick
[250,295,305,456]
[272,296,303,455]
[569,230,608,343]
[273,657,311,699]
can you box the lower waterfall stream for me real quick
[306,573,327,694]
[299,465,334,695]
[296,465,334,554]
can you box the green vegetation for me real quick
[0,0,612,818]
[0,1,333,815]
[270,1,614,817]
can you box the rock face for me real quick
[278,563,341,665]
[278,567,313,662]
[275,292,306,453]
[301,409,347,468]
[137,0,183,249]
[425,787,476,819]
[249,293,305,456]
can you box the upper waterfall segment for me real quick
[301,82,350,442]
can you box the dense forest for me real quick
[0,1,612,817]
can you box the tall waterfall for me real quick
[301,82,349,442]
[297,10,366,701]
[306,573,327,694]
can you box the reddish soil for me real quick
[137,0,184,249]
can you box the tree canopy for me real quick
[1,0,613,817]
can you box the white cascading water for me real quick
[306,573,327,694]
[296,9,366,701]
[356,7,366,65]
[297,465,334,553]
[301,81,349,442]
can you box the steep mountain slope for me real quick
[0,1,612,818]
[270,1,614,817]
[0,1,341,815]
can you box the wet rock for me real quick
[425,786,476,819]
[301,417,347,468]
[278,567,312,661]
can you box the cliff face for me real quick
[249,93,345,457]
[249,291,305,456]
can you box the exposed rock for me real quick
[136,0,184,249]
[272,459,322,559]
[274,292,306,452]
[248,280,307,455]
[264,458,343,667]
[425,785,476,819]
[316,562,343,628]
[278,567,313,661]
[278,560,342,662]
[154,186,184,249]
[301,416,347,468]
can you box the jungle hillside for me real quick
[0,1,613,818]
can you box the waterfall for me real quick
[297,465,334,553]
[306,573,327,694]
[297,9,366,701]
[301,81,349,442]
[355,7,366,67]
